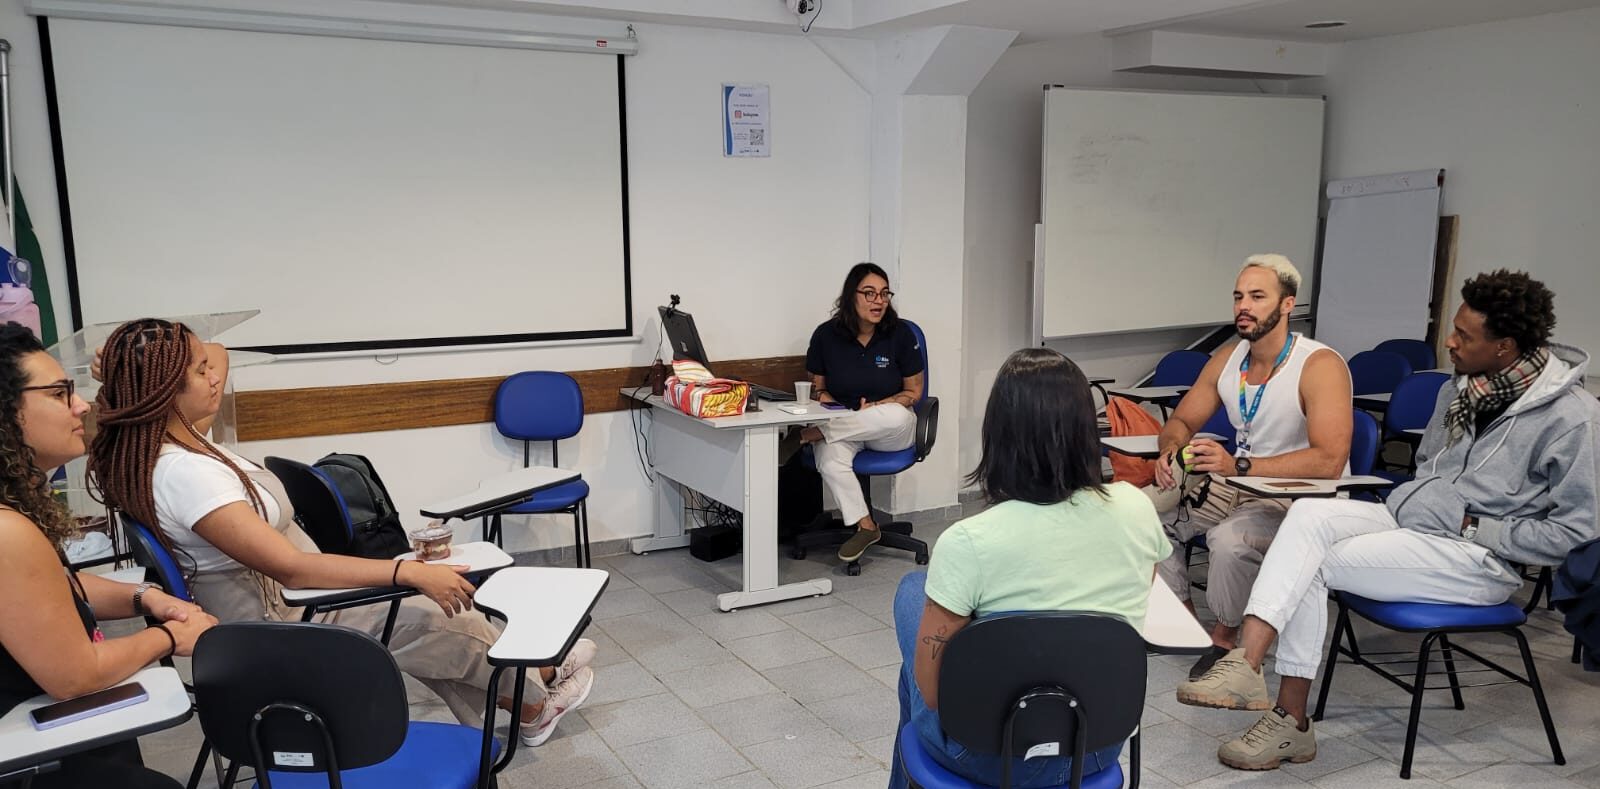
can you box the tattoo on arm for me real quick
[922,628,950,660]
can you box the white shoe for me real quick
[520,666,595,747]
[553,638,597,686]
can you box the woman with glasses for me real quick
[0,322,216,788]
[86,319,597,748]
[790,262,924,562]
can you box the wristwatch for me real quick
[1462,516,1480,540]
[1234,457,1253,476]
[132,581,162,617]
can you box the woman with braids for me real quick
[88,319,596,747]
[0,322,213,788]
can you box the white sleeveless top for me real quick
[1216,333,1347,470]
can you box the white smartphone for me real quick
[29,682,149,730]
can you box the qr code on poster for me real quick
[748,129,765,147]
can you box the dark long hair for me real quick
[967,348,1105,505]
[830,262,900,337]
[0,322,79,550]
[87,319,264,576]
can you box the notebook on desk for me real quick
[659,306,796,401]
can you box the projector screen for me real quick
[45,18,631,352]
[1038,87,1324,339]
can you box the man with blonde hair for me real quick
[1150,254,1353,680]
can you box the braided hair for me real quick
[0,322,79,551]
[87,319,263,571]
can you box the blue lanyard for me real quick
[1238,333,1296,435]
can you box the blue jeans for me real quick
[888,572,1122,789]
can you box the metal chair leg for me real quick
[1574,639,1584,665]
[1312,602,1349,721]
[1513,628,1565,766]
[185,739,211,789]
[571,508,583,568]
[1437,634,1466,711]
[1400,633,1438,780]
[580,500,591,568]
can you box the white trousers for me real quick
[814,404,917,525]
[1244,498,1522,679]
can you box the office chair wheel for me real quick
[915,550,929,565]
[846,561,862,577]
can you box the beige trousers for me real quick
[1153,479,1291,628]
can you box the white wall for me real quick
[960,33,1286,477]
[13,10,872,553]
[1313,6,1600,355]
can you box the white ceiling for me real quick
[379,0,1600,43]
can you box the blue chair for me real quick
[265,457,357,555]
[1375,372,1450,491]
[121,514,193,604]
[1150,350,1210,416]
[1312,593,1564,779]
[793,320,936,576]
[192,621,498,789]
[1348,350,1413,397]
[1374,338,1437,372]
[492,371,592,567]
[898,612,1142,789]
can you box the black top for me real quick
[0,558,98,715]
[805,319,924,409]
[1474,401,1511,438]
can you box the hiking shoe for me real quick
[1218,707,1317,770]
[837,528,882,562]
[1175,647,1270,710]
[520,666,594,747]
[553,638,597,685]
[1188,645,1231,680]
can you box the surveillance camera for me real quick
[786,0,814,15]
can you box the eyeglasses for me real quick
[857,288,894,303]
[22,380,76,403]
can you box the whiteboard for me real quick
[1316,171,1442,357]
[47,18,629,353]
[1039,88,1324,338]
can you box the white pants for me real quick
[1244,498,1522,679]
[814,404,917,525]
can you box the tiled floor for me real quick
[140,517,1600,788]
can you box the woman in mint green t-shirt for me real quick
[888,348,1171,789]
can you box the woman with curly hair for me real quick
[0,322,215,788]
[88,319,595,746]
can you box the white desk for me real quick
[0,666,191,779]
[1101,433,1225,459]
[421,466,580,522]
[1143,582,1211,654]
[1353,391,1392,411]
[622,388,850,611]
[472,567,609,787]
[1226,475,1394,499]
[1106,385,1191,404]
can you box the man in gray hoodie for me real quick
[1173,270,1600,770]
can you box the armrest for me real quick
[914,396,940,462]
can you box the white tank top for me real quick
[1217,333,1346,468]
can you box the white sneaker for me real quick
[520,666,595,747]
[553,639,598,686]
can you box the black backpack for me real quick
[313,453,411,560]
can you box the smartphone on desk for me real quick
[1265,481,1318,490]
[30,682,148,730]
[819,402,849,411]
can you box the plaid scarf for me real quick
[1444,347,1549,445]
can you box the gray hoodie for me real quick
[1387,342,1600,567]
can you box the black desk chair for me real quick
[192,621,497,789]
[264,457,356,555]
[898,613,1144,789]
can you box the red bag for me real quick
[1105,396,1163,487]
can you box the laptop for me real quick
[658,306,796,401]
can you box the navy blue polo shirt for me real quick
[805,320,924,409]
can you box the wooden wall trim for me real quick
[234,355,808,442]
